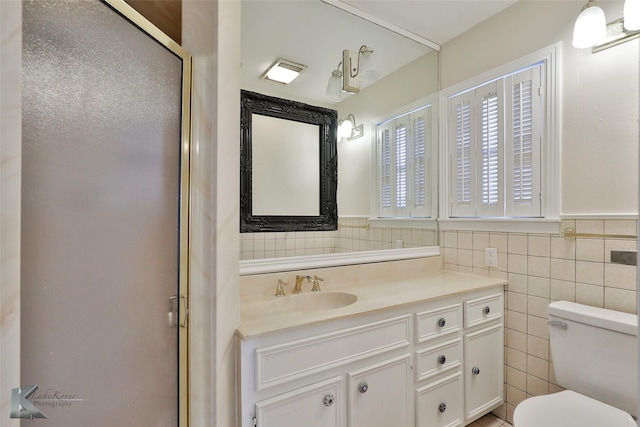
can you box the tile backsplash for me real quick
[439,218,638,423]
[240,217,437,260]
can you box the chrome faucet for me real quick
[292,275,324,293]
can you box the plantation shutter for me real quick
[378,123,393,217]
[376,104,433,219]
[505,64,542,217]
[450,91,475,217]
[393,115,411,216]
[476,81,503,217]
[410,105,431,217]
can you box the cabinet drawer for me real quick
[416,372,463,427]
[255,376,342,427]
[464,293,503,328]
[415,338,462,382]
[415,304,462,343]
[256,315,410,390]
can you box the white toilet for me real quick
[513,301,638,427]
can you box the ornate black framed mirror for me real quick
[240,90,338,232]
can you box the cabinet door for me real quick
[347,354,412,427]
[255,376,342,427]
[416,372,463,427]
[464,324,504,421]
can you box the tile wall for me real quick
[439,218,638,423]
[240,217,437,260]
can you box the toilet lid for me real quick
[513,390,637,427]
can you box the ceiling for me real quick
[338,0,520,46]
[241,0,519,105]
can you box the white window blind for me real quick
[506,66,542,217]
[395,123,408,209]
[448,63,543,218]
[381,128,392,210]
[376,105,432,218]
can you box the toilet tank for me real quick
[548,301,637,417]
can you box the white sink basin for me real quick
[268,292,358,313]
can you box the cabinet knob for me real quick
[437,355,446,365]
[483,306,491,315]
[358,381,368,393]
[439,402,447,413]
[472,366,480,375]
[437,317,446,327]
[323,394,335,407]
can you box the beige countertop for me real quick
[237,266,506,339]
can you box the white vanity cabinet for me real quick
[463,294,505,422]
[237,287,504,427]
[347,354,412,427]
[254,376,342,427]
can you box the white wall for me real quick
[336,51,440,216]
[441,0,639,217]
[183,1,241,426]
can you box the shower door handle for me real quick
[169,294,189,328]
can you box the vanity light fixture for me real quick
[325,45,379,101]
[338,114,363,141]
[572,0,640,52]
[262,58,306,84]
[624,0,640,30]
[572,0,607,48]
[325,65,343,102]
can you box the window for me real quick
[376,104,433,219]
[447,62,544,219]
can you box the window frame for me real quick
[439,43,561,234]
[370,94,439,229]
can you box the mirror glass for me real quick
[252,115,320,216]
[240,0,440,261]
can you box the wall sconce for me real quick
[572,0,640,51]
[325,45,379,101]
[262,58,306,84]
[338,114,363,141]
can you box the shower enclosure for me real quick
[19,0,191,425]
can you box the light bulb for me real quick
[338,119,353,139]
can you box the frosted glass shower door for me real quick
[21,1,190,426]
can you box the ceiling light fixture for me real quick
[325,45,379,101]
[338,114,363,141]
[262,58,306,84]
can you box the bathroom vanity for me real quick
[236,257,506,427]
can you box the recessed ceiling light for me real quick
[262,58,306,84]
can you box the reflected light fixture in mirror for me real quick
[326,65,343,102]
[338,114,363,141]
[325,44,379,99]
[262,58,307,84]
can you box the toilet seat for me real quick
[513,390,637,427]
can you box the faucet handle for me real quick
[310,275,324,292]
[275,279,287,297]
